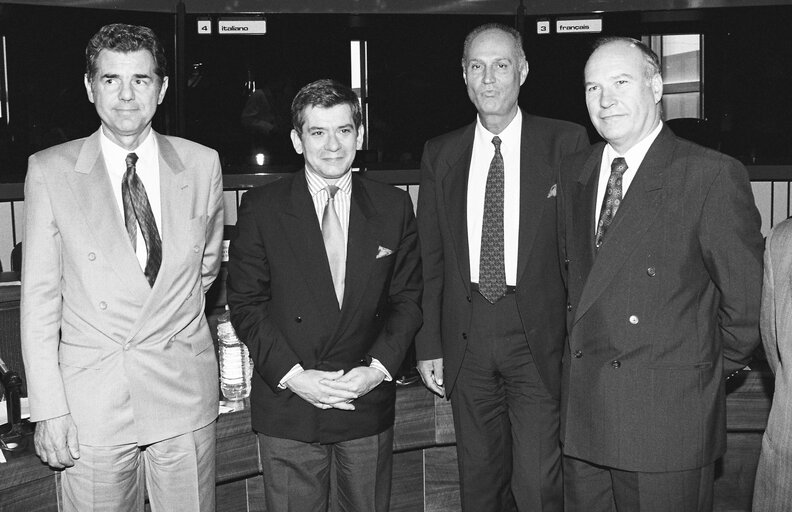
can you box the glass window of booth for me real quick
[3,4,792,181]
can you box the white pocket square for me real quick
[376,246,393,259]
[547,184,557,198]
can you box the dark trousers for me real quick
[564,456,715,512]
[257,427,394,512]
[450,292,562,512]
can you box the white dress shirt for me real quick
[100,129,162,270]
[467,109,521,286]
[279,168,391,388]
[594,122,663,232]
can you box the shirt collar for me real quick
[604,121,663,172]
[305,167,353,198]
[475,108,522,149]
[99,128,157,163]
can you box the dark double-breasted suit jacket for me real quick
[559,126,763,472]
[416,111,589,398]
[227,170,422,443]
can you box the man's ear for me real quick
[356,125,365,150]
[157,76,169,105]
[84,74,95,104]
[652,73,664,103]
[519,60,529,86]
[290,129,304,154]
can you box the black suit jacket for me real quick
[559,126,763,472]
[227,170,422,443]
[416,111,589,398]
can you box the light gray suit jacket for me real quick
[21,128,224,446]
[754,219,792,511]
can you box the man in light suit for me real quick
[559,37,763,511]
[415,23,589,511]
[21,24,224,511]
[753,219,792,511]
[226,79,421,511]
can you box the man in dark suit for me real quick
[227,79,422,512]
[415,23,589,511]
[559,37,763,511]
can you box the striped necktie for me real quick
[122,152,162,287]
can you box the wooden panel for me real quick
[424,446,460,512]
[433,395,455,445]
[713,433,763,512]
[391,450,423,512]
[216,479,250,512]
[772,181,789,230]
[222,191,238,227]
[393,384,436,452]
[0,475,57,512]
[216,406,260,484]
[751,181,772,236]
[726,366,773,431]
[245,475,267,512]
[0,203,15,272]
[0,365,775,511]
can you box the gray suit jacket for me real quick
[21,128,224,446]
[560,126,763,472]
[754,219,792,511]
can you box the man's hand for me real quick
[417,358,445,397]
[321,366,386,409]
[34,413,80,469]
[285,369,357,410]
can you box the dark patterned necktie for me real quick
[122,152,162,287]
[322,185,345,307]
[595,157,628,250]
[479,135,507,304]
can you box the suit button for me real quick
[629,315,639,324]
[193,245,200,253]
[123,344,130,351]
[466,296,471,303]
[564,258,570,268]
[647,267,656,277]
[567,303,573,311]
[294,317,302,323]
[573,350,583,358]
[611,360,621,368]
[88,252,96,261]
[462,332,468,340]
[99,301,107,310]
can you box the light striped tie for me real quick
[322,185,345,307]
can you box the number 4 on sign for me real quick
[198,20,212,34]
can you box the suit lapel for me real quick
[67,130,151,303]
[336,176,379,331]
[516,114,557,284]
[126,134,192,340]
[278,172,341,331]
[570,145,604,286]
[441,124,474,292]
[574,132,670,325]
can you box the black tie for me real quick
[122,153,162,287]
[595,157,628,251]
[479,135,507,303]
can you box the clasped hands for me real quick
[285,367,385,410]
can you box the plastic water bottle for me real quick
[217,306,252,401]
